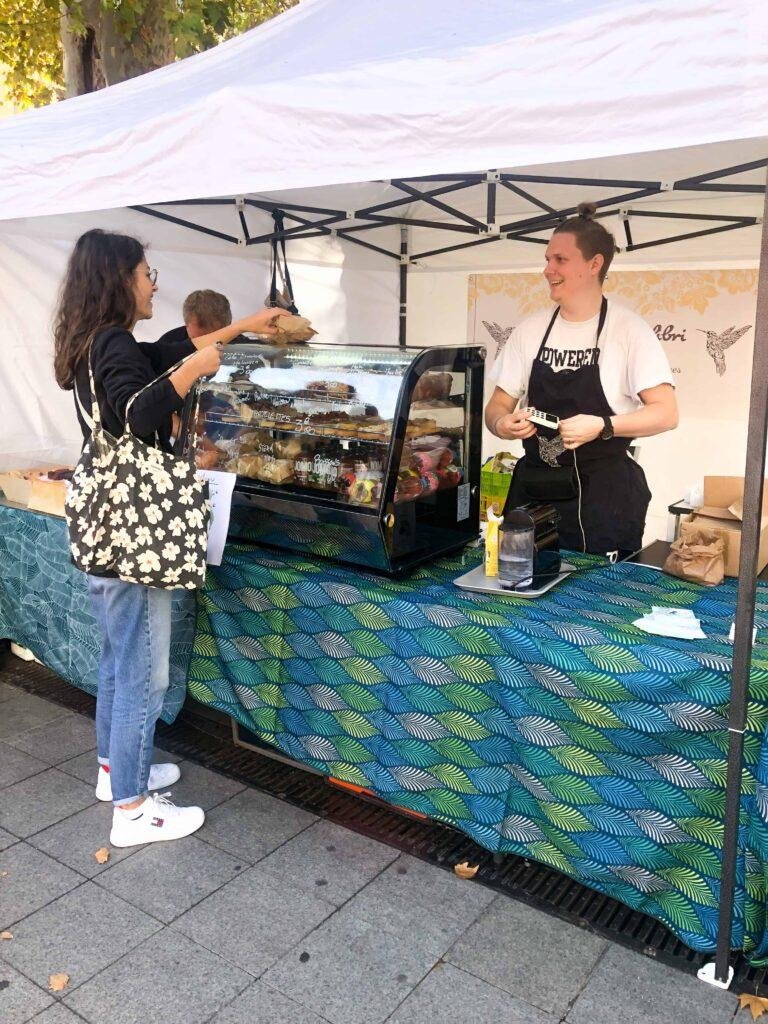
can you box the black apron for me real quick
[507,297,651,555]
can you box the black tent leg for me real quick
[712,173,768,984]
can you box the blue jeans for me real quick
[87,575,173,805]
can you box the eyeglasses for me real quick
[148,268,158,285]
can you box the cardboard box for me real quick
[27,475,68,518]
[685,476,768,577]
[480,452,517,519]
[0,470,33,505]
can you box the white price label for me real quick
[456,483,470,522]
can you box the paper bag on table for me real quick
[663,525,725,586]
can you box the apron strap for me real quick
[534,296,608,360]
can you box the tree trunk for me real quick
[60,0,175,98]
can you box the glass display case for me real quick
[184,342,485,573]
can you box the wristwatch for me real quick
[600,416,614,440]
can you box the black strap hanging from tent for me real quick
[268,211,299,314]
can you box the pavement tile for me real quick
[95,834,245,923]
[1,882,161,992]
[0,842,84,928]
[0,960,53,1024]
[0,745,50,790]
[339,854,496,955]
[258,819,399,907]
[163,760,246,811]
[263,908,438,1024]
[5,715,96,767]
[0,694,71,741]
[388,962,559,1024]
[172,864,334,976]
[64,929,251,1024]
[0,681,22,703]
[26,804,137,878]
[446,898,607,1017]
[56,746,182,787]
[29,1004,85,1023]
[199,788,317,864]
[565,945,739,1024]
[0,770,96,840]
[0,827,19,852]
[208,980,333,1024]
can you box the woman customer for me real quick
[485,203,678,558]
[53,228,287,847]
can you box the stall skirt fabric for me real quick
[190,543,768,963]
[0,504,194,723]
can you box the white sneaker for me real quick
[95,762,181,802]
[109,792,204,848]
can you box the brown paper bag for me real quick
[271,314,317,344]
[663,526,726,586]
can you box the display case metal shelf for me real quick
[185,341,485,573]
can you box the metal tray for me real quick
[453,561,577,599]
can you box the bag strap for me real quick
[269,211,299,314]
[124,351,201,462]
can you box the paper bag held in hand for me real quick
[272,314,317,344]
[663,525,725,586]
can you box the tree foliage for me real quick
[0,0,296,110]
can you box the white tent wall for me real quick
[0,211,399,470]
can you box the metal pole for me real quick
[714,173,768,981]
[399,227,408,348]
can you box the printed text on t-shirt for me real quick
[540,347,600,370]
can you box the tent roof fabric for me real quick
[0,0,766,223]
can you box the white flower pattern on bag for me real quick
[65,393,210,590]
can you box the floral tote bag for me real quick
[66,352,210,589]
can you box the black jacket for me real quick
[73,327,195,451]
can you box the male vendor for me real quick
[485,203,678,557]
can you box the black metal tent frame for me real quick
[133,155,768,985]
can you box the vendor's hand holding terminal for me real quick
[558,413,604,449]
[494,407,537,440]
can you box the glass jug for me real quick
[498,508,534,590]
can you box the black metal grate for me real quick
[3,645,766,997]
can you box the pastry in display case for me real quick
[182,342,485,573]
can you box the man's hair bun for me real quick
[577,202,598,220]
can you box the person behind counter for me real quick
[53,228,291,848]
[484,202,678,558]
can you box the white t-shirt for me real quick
[490,300,674,415]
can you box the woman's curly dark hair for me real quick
[53,228,145,390]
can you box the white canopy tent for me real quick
[0,0,766,980]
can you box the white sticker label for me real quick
[196,469,236,565]
[457,483,470,522]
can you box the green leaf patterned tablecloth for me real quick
[0,504,193,722]
[191,541,768,962]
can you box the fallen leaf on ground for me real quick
[739,994,768,1020]
[454,861,479,879]
[94,847,110,864]
[0,931,12,940]
[48,973,69,993]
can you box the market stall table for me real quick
[3,500,768,963]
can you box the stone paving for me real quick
[0,677,744,1024]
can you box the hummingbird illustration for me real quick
[482,320,514,358]
[698,324,751,376]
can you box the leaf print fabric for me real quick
[189,542,768,964]
[0,504,193,721]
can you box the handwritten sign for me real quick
[196,469,236,566]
